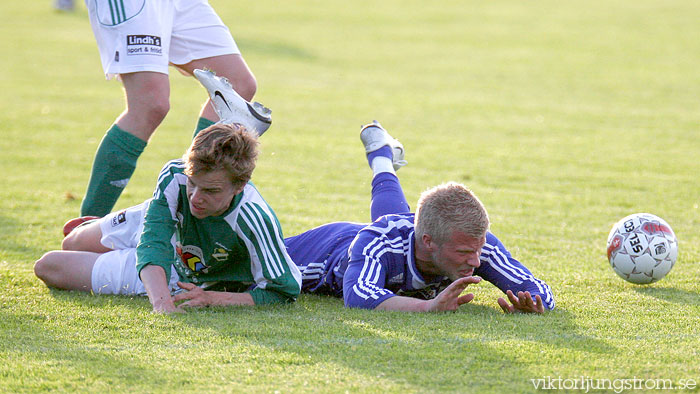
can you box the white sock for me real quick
[371,156,396,176]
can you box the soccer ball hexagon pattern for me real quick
[606,213,678,284]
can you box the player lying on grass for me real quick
[282,121,554,313]
[35,122,302,313]
[37,119,553,313]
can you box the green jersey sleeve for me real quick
[248,286,296,305]
[136,197,177,279]
[136,161,182,279]
[234,201,302,305]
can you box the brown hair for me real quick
[184,123,259,189]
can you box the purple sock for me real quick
[366,145,393,167]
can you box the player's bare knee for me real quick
[126,93,169,130]
[237,75,257,102]
[62,232,80,251]
[144,98,170,126]
[34,252,60,284]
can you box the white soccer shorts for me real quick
[91,201,179,295]
[86,0,240,78]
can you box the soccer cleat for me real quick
[360,120,407,170]
[193,69,272,135]
[62,216,100,237]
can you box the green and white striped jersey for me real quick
[136,159,301,305]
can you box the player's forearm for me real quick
[374,295,432,312]
[136,198,177,274]
[140,265,177,313]
[206,291,255,306]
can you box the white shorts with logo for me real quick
[85,0,240,78]
[91,201,180,295]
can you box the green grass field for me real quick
[1,0,699,392]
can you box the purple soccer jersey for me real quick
[286,213,555,310]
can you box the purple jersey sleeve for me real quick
[477,232,555,310]
[342,225,407,309]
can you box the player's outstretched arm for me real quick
[477,233,555,311]
[172,282,254,308]
[140,265,180,314]
[497,290,545,314]
[375,276,482,312]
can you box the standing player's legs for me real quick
[168,0,257,136]
[180,54,257,105]
[360,121,411,221]
[81,0,176,217]
[115,73,171,142]
[81,72,170,216]
[175,54,257,136]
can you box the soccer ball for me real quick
[606,213,678,284]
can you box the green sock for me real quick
[80,125,146,216]
[193,117,216,138]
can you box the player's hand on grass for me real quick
[172,281,213,309]
[428,276,481,312]
[141,265,184,313]
[497,290,544,314]
[151,298,183,314]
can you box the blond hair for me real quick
[414,182,490,243]
[184,123,259,189]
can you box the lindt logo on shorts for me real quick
[127,35,161,46]
[126,35,163,55]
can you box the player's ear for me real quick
[232,183,246,195]
[422,234,436,251]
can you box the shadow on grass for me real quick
[167,294,618,391]
[632,286,700,306]
[0,302,181,391]
[47,287,152,309]
[20,288,619,391]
